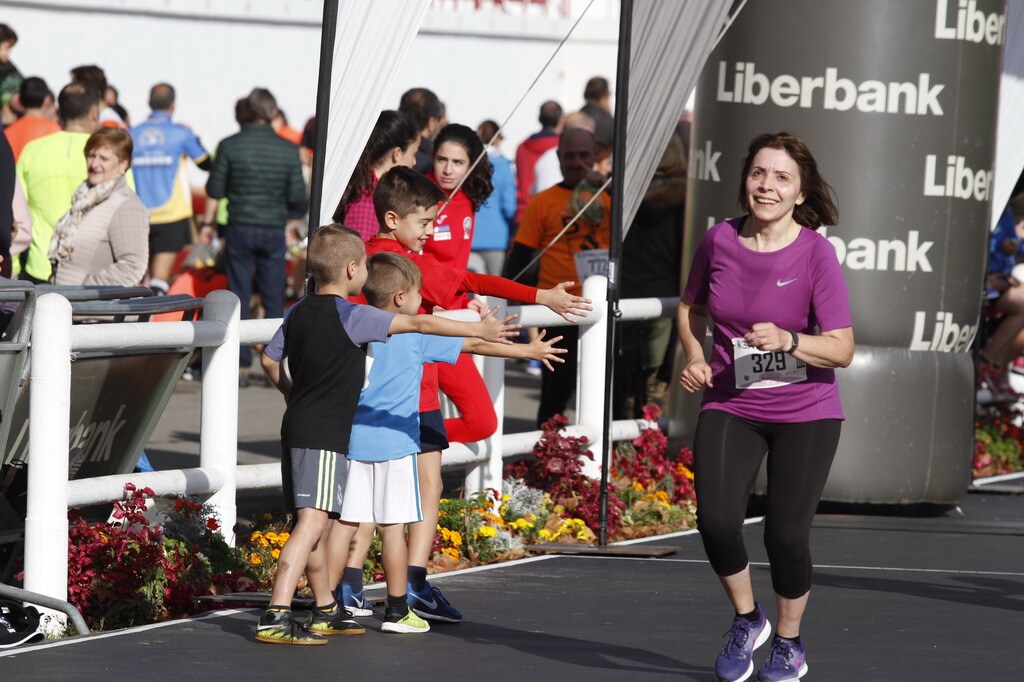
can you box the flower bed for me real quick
[48,411,695,632]
[974,401,1024,478]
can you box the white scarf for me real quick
[48,174,125,272]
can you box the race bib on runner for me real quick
[732,338,807,389]
[574,249,609,282]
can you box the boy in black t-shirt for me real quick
[256,224,517,645]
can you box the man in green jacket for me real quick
[15,82,100,282]
[201,88,305,385]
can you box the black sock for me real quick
[342,567,363,591]
[387,594,409,615]
[408,565,428,593]
[776,634,803,647]
[737,607,759,623]
[314,600,338,614]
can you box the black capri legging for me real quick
[692,409,841,599]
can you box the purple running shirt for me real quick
[684,218,852,423]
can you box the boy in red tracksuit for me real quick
[332,166,590,622]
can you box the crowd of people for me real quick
[0,21,679,412]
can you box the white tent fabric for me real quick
[620,0,735,237]
[992,0,1024,227]
[317,0,431,227]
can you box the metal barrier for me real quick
[21,278,677,613]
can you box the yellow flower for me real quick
[654,490,670,504]
[510,518,534,531]
[250,552,262,565]
[632,480,645,492]
[279,532,290,543]
[539,529,552,540]
[441,547,460,561]
[271,548,281,559]
[501,493,510,501]
[685,469,695,481]
[440,528,463,547]
[576,529,591,540]
[476,526,498,538]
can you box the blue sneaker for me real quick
[757,637,807,681]
[407,581,463,622]
[715,602,771,682]
[335,583,374,617]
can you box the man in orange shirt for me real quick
[3,77,58,161]
[508,127,611,425]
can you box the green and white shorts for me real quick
[282,447,348,517]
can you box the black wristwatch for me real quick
[786,330,800,354]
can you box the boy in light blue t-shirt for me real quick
[330,251,564,634]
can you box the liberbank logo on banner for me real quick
[716,63,945,115]
[692,140,721,182]
[819,227,934,272]
[910,311,978,352]
[69,405,129,464]
[923,154,993,201]
[934,0,1006,45]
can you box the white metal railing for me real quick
[22,277,677,608]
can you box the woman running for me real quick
[678,132,853,682]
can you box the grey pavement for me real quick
[2,488,1022,680]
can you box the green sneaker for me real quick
[256,610,327,645]
[306,604,366,636]
[381,606,430,634]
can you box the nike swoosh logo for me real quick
[776,278,797,287]
[410,592,438,610]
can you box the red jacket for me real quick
[423,172,475,269]
[514,131,560,223]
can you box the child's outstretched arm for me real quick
[261,351,291,399]
[458,270,593,324]
[461,329,567,370]
[389,306,520,344]
[535,281,593,323]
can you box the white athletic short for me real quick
[339,454,422,524]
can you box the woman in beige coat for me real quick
[48,127,148,286]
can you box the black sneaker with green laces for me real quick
[256,609,327,645]
[305,603,366,636]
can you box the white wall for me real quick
[0,0,617,176]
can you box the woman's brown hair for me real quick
[84,127,134,167]
[736,132,839,229]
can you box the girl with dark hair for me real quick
[335,110,420,241]
[424,123,493,269]
[422,124,501,483]
[678,132,852,682]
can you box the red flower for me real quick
[642,404,661,421]
[206,518,220,531]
